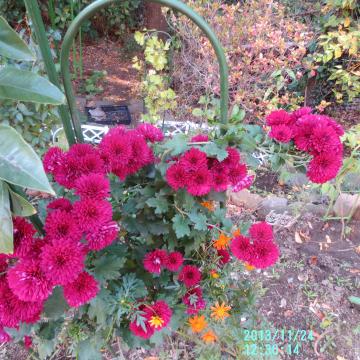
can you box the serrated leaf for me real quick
[8,186,36,216]
[172,214,191,238]
[146,196,169,214]
[163,134,188,156]
[77,339,102,360]
[0,180,13,254]
[188,210,208,231]
[0,16,35,60]
[0,125,54,194]
[43,287,69,320]
[0,67,65,104]
[93,255,125,282]
[203,142,228,161]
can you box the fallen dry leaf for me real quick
[295,231,303,244]
[349,268,360,274]
[336,356,347,360]
[355,246,360,254]
[309,256,318,265]
[325,235,332,244]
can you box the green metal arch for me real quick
[60,0,229,143]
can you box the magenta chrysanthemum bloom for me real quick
[249,222,273,243]
[180,148,208,171]
[166,163,188,190]
[128,134,155,169]
[137,123,164,143]
[143,249,168,274]
[211,170,229,192]
[148,300,172,329]
[182,287,206,315]
[74,173,110,200]
[0,327,11,343]
[269,125,293,143]
[266,110,291,126]
[63,272,99,307]
[230,235,253,263]
[85,221,119,251]
[290,107,312,123]
[306,153,342,184]
[190,134,209,142]
[73,199,113,232]
[44,210,82,243]
[78,153,105,176]
[47,198,73,212]
[68,143,98,158]
[293,115,317,152]
[7,259,52,302]
[129,305,154,339]
[322,115,344,136]
[99,134,131,171]
[40,241,85,285]
[186,167,212,196]
[223,147,241,167]
[12,217,36,259]
[228,163,247,186]
[0,279,43,327]
[249,240,279,269]
[24,336,32,349]
[43,147,64,174]
[310,123,341,155]
[217,249,230,265]
[178,265,201,288]
[165,251,183,272]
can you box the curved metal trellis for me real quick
[60,0,229,143]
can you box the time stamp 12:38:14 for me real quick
[242,328,314,356]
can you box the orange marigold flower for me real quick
[200,201,215,211]
[202,330,217,343]
[210,302,231,321]
[210,269,219,279]
[188,315,208,333]
[213,233,231,250]
[232,229,241,237]
[244,262,255,271]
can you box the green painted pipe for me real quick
[24,0,78,145]
[60,0,229,142]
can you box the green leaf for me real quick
[77,339,102,360]
[172,214,190,238]
[349,296,360,306]
[8,186,36,216]
[146,196,169,214]
[203,142,228,161]
[188,210,208,231]
[163,134,188,156]
[192,108,203,117]
[0,180,13,254]
[0,125,54,194]
[0,67,65,104]
[0,16,35,61]
[93,255,125,282]
[43,287,69,320]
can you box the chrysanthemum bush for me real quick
[0,123,285,357]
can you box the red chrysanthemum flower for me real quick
[43,147,64,174]
[0,327,11,343]
[310,123,341,155]
[143,249,168,274]
[74,173,110,200]
[40,240,85,285]
[217,249,230,265]
[190,134,209,142]
[165,251,183,272]
[129,306,154,339]
[68,143,98,158]
[78,153,105,177]
[85,221,119,251]
[63,271,99,307]
[12,217,36,259]
[290,106,312,123]
[137,123,164,143]
[180,148,208,171]
[322,115,344,136]
[249,240,279,269]
[24,336,32,349]
[47,198,73,212]
[269,125,293,143]
[148,300,172,330]
[178,265,201,288]
[210,163,229,192]
[306,153,342,184]
[182,287,206,315]
[293,115,317,152]
[229,235,253,263]
[249,222,273,243]
[44,210,82,243]
[127,133,154,170]
[7,259,52,302]
[73,199,113,232]
[186,167,212,196]
[166,163,188,190]
[266,109,291,126]
[222,147,241,167]
[228,163,247,186]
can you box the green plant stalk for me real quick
[24,0,77,145]
[7,184,44,235]
[70,0,78,79]
[60,0,229,142]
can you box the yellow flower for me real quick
[210,302,231,321]
[149,315,164,329]
[213,233,231,250]
[188,315,208,333]
[202,330,217,343]
[200,201,215,212]
[210,269,220,279]
[244,262,255,271]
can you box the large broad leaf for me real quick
[0,67,65,104]
[0,16,35,61]
[8,185,37,216]
[0,125,55,194]
[0,180,13,254]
